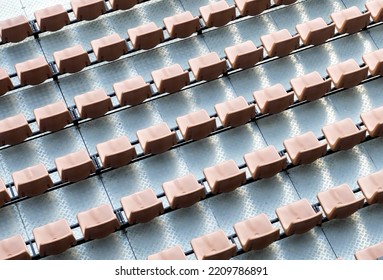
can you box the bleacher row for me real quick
[0,0,383,261]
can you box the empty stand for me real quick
[96,136,137,168]
[330,6,371,34]
[33,219,76,256]
[191,229,237,260]
[0,178,10,207]
[199,1,236,28]
[151,64,190,93]
[34,4,70,32]
[355,241,383,260]
[163,11,200,39]
[276,199,322,236]
[0,235,31,260]
[360,106,383,137]
[295,17,335,46]
[321,118,366,151]
[214,96,256,127]
[283,131,327,165]
[0,15,32,43]
[362,49,383,76]
[162,173,206,209]
[233,213,279,251]
[128,22,164,50]
[0,68,13,96]
[260,29,300,57]
[203,160,246,194]
[77,204,120,240]
[12,164,53,197]
[120,189,164,224]
[109,0,138,10]
[176,109,216,141]
[15,56,53,86]
[224,41,264,69]
[33,101,73,133]
[74,88,113,119]
[234,0,271,16]
[55,150,96,182]
[0,114,32,146]
[244,145,287,179]
[147,245,187,260]
[326,59,369,89]
[113,76,152,106]
[91,33,128,62]
[317,184,364,220]
[53,45,91,74]
[136,122,177,155]
[189,52,227,81]
[365,0,383,22]
[290,71,331,101]
[253,83,294,114]
[357,170,383,204]
[70,0,106,21]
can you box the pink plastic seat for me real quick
[77,204,120,240]
[15,56,53,86]
[276,199,322,236]
[34,101,72,132]
[295,17,335,45]
[33,219,76,256]
[360,106,383,138]
[191,230,237,260]
[321,118,366,151]
[128,22,164,50]
[357,170,383,204]
[12,164,53,197]
[224,41,264,69]
[162,173,205,209]
[283,131,327,165]
[0,68,13,96]
[234,0,271,16]
[261,29,300,57]
[176,109,216,141]
[91,33,128,62]
[215,96,256,127]
[109,0,138,10]
[330,6,371,34]
[0,178,10,207]
[253,83,294,114]
[326,59,368,89]
[151,64,190,93]
[355,241,383,260]
[0,114,32,146]
[203,160,246,194]
[365,0,383,22]
[0,235,31,260]
[96,136,137,168]
[53,45,90,74]
[70,0,106,21]
[34,4,70,32]
[136,122,177,155]
[290,71,331,101]
[362,49,383,76]
[233,213,279,251]
[317,184,364,220]
[163,11,200,38]
[55,150,96,182]
[189,52,227,81]
[120,189,164,224]
[274,0,297,5]
[0,15,32,43]
[244,145,287,179]
[113,76,151,106]
[199,1,236,28]
[74,88,113,119]
[148,245,187,260]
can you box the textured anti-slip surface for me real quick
[0,0,383,260]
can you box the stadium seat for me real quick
[34,4,70,32]
[0,114,32,146]
[147,245,187,260]
[290,71,332,101]
[109,0,138,10]
[113,76,152,106]
[163,11,200,38]
[330,6,371,34]
[199,1,236,28]
[128,22,164,50]
[360,106,383,137]
[261,29,300,57]
[96,136,137,168]
[70,0,106,21]
[0,68,13,96]
[189,52,227,81]
[15,56,53,86]
[355,241,383,260]
[253,83,294,114]
[91,33,128,62]
[34,101,73,132]
[214,96,256,127]
[0,15,32,43]
[0,178,10,207]
[176,109,216,141]
[0,235,31,260]
[362,49,383,76]
[295,17,335,46]
[224,41,264,69]
[55,150,96,182]
[53,45,91,73]
[357,170,383,204]
[326,59,369,89]
[151,64,190,93]
[74,88,113,119]
[365,0,383,22]
[234,0,271,16]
